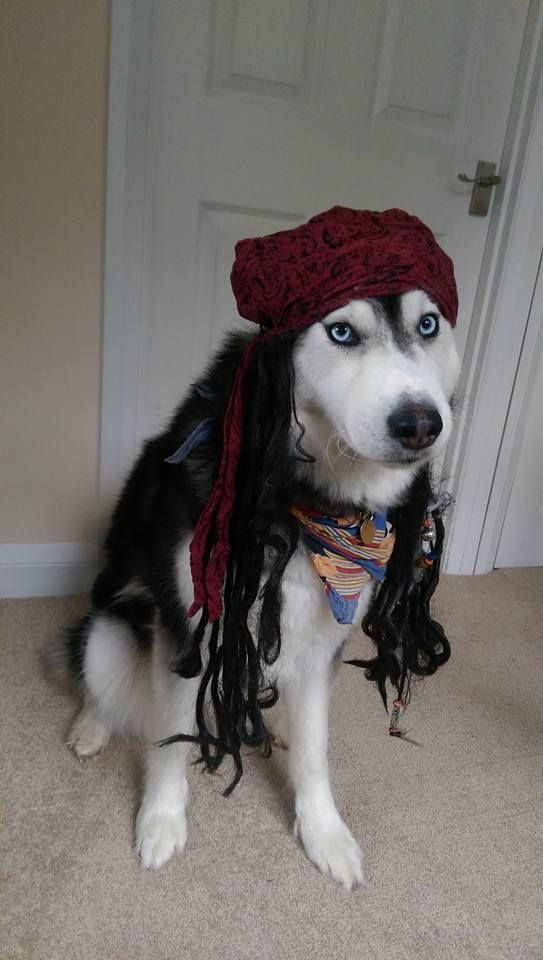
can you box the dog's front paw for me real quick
[265,700,289,750]
[67,706,110,759]
[135,811,187,869]
[295,814,364,890]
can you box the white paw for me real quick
[67,707,110,759]
[270,732,289,751]
[136,811,187,869]
[295,815,365,890]
[266,702,289,750]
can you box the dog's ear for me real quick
[348,467,450,707]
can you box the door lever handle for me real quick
[458,161,502,216]
[458,172,502,188]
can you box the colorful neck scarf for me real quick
[291,505,396,625]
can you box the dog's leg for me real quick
[265,696,290,750]
[135,628,199,870]
[67,610,146,757]
[281,649,364,889]
[67,697,111,759]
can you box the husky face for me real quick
[293,290,460,505]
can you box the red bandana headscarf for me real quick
[189,207,458,621]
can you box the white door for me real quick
[103,0,530,505]
[495,257,543,567]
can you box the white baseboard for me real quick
[0,543,98,598]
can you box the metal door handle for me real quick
[458,172,502,188]
[458,161,503,217]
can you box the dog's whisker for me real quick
[328,427,365,465]
[336,439,364,464]
[324,431,341,477]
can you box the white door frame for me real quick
[100,0,155,528]
[444,0,543,573]
[490,250,543,568]
[101,0,543,573]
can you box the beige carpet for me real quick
[1,569,542,960]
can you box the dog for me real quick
[59,289,460,889]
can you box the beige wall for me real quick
[0,0,109,544]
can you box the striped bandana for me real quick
[292,505,396,625]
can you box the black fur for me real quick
[372,295,412,353]
[68,324,450,792]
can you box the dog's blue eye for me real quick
[419,314,439,338]
[327,322,359,346]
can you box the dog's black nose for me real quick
[387,403,443,450]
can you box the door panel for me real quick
[120,0,529,462]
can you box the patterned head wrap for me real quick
[188,207,458,621]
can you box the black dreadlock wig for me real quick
[155,329,450,793]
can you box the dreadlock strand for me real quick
[349,466,451,708]
[169,333,302,788]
